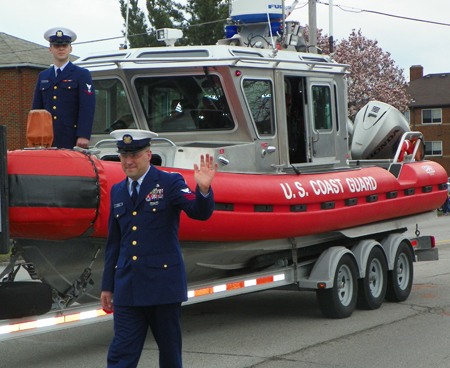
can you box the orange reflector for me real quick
[187,274,285,299]
[317,283,326,289]
[65,313,81,323]
[256,276,273,285]
[227,282,244,290]
[0,308,111,339]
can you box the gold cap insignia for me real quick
[123,135,133,144]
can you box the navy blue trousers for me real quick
[107,303,182,368]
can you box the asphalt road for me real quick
[1,215,450,368]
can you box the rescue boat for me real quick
[1,0,448,312]
[7,147,447,243]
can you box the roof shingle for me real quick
[407,73,450,108]
[0,32,77,68]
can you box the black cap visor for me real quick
[117,143,150,154]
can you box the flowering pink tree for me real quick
[304,27,409,121]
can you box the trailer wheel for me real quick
[316,254,358,319]
[385,242,413,302]
[357,246,387,310]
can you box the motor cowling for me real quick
[350,101,410,160]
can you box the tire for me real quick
[385,242,414,302]
[316,254,358,319]
[357,246,387,310]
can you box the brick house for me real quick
[407,65,450,176]
[0,33,76,150]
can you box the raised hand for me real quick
[193,153,218,195]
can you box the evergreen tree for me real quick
[119,0,228,47]
[119,0,153,48]
[183,0,229,45]
[146,0,187,45]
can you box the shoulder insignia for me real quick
[85,83,93,95]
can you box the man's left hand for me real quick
[194,153,218,196]
[76,137,90,149]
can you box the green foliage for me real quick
[183,0,229,46]
[119,0,153,48]
[118,0,228,47]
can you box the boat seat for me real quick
[26,109,53,148]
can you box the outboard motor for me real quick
[350,101,410,160]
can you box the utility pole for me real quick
[308,0,317,53]
[329,0,334,53]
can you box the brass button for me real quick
[116,214,119,218]
[53,106,56,110]
[132,256,137,261]
[132,241,137,245]
[153,208,156,212]
[132,226,137,231]
[53,116,57,120]
[133,211,137,216]
[53,96,57,99]
[54,86,57,90]
[164,264,167,268]
[68,86,71,89]
[115,265,117,269]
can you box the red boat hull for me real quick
[8,149,448,242]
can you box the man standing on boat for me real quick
[32,27,95,149]
[101,129,217,368]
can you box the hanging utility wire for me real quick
[315,0,450,27]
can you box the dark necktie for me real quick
[131,181,139,204]
[56,68,61,77]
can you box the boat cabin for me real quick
[78,44,351,175]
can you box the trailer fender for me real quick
[298,246,355,289]
[351,240,386,278]
[381,233,414,270]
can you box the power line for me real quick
[316,0,450,27]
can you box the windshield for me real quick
[135,75,234,132]
[92,79,136,134]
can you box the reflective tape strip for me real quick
[187,273,286,299]
[0,308,108,336]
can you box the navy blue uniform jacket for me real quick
[32,61,95,149]
[101,166,214,306]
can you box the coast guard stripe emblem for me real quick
[181,187,195,200]
[85,83,93,95]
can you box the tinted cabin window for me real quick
[134,75,234,132]
[312,85,332,131]
[93,79,135,133]
[243,79,275,136]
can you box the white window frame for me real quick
[424,141,442,156]
[421,109,442,125]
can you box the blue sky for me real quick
[2,0,449,80]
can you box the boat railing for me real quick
[76,54,349,73]
[391,131,424,164]
[93,137,177,150]
[348,132,425,177]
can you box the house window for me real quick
[422,109,442,124]
[424,141,442,156]
[404,110,410,122]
